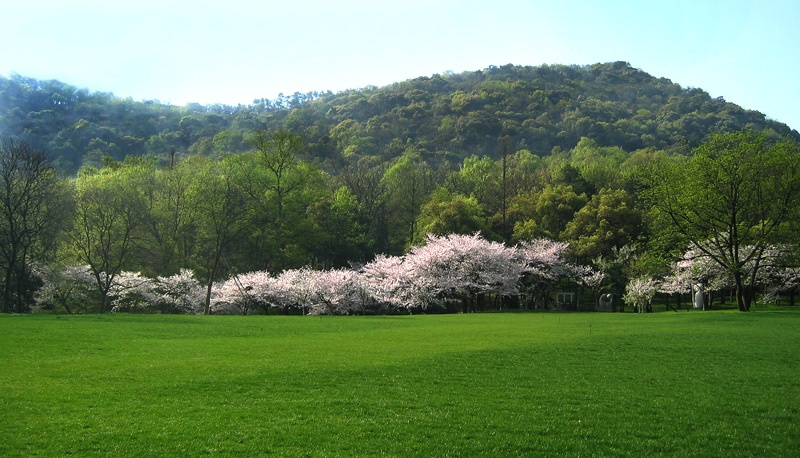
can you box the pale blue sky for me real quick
[2,0,798,131]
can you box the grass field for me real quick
[1,310,798,456]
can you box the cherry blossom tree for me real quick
[515,238,573,309]
[308,268,371,315]
[659,259,693,310]
[623,277,659,313]
[362,254,435,312]
[210,270,276,315]
[404,233,523,312]
[663,247,735,309]
[760,265,800,305]
[209,279,249,315]
[575,264,606,311]
[752,245,800,305]
[108,271,158,313]
[153,269,205,314]
[34,264,96,314]
[272,267,317,315]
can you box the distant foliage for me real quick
[2,63,795,174]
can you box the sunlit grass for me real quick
[1,310,798,456]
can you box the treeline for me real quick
[2,62,800,314]
[2,62,796,175]
[2,127,799,314]
[2,129,641,313]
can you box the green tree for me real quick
[68,160,150,313]
[232,132,328,272]
[447,155,498,209]
[338,156,389,254]
[508,184,587,242]
[139,157,201,276]
[307,186,370,267]
[414,187,492,243]
[189,156,251,315]
[562,188,644,260]
[383,150,436,252]
[0,140,71,313]
[251,129,306,217]
[640,131,800,311]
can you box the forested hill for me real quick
[1,61,796,173]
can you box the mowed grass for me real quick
[1,310,799,457]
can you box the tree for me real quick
[623,277,658,313]
[238,130,327,272]
[153,269,204,314]
[108,271,158,313]
[0,140,70,313]
[383,150,436,252]
[515,238,579,309]
[271,267,317,315]
[210,270,274,315]
[190,157,251,315]
[508,184,587,242]
[640,131,800,311]
[251,129,305,217]
[363,254,432,312]
[404,233,523,312]
[139,157,200,277]
[306,186,370,268]
[562,188,643,259]
[414,187,493,244]
[307,268,371,315]
[591,244,639,311]
[446,155,498,211]
[338,156,389,253]
[34,264,95,314]
[68,160,150,313]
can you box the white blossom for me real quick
[623,277,659,312]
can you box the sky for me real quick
[2,0,798,131]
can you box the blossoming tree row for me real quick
[35,233,596,315]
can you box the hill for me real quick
[1,62,796,173]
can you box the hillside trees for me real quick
[239,130,338,271]
[640,131,800,311]
[337,156,389,254]
[4,64,798,178]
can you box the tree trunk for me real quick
[733,271,750,311]
[2,258,14,313]
[735,287,749,311]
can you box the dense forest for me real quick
[1,62,798,314]
[2,61,796,173]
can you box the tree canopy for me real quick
[640,131,800,310]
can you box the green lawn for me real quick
[1,310,798,456]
